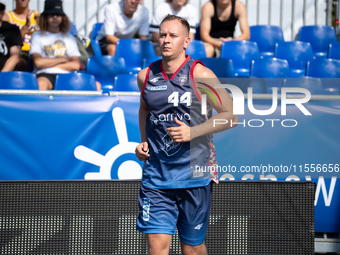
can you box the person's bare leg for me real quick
[106,44,116,56]
[181,241,207,255]
[147,233,172,255]
[37,77,53,90]
[204,44,215,58]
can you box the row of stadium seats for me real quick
[0,69,338,95]
[89,23,337,58]
[0,71,138,92]
[87,37,340,79]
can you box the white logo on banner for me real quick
[74,107,142,180]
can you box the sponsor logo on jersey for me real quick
[150,77,161,83]
[179,75,188,85]
[149,111,190,125]
[146,85,167,91]
[161,132,182,156]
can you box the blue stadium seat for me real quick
[90,39,102,56]
[298,25,337,58]
[198,58,235,78]
[91,22,103,39]
[142,56,162,69]
[283,77,324,94]
[306,58,340,94]
[113,74,139,92]
[220,41,260,77]
[86,56,127,93]
[115,39,156,74]
[306,58,340,77]
[69,22,77,35]
[0,71,39,90]
[250,58,290,93]
[249,25,284,57]
[327,42,340,60]
[55,73,97,91]
[274,41,314,77]
[221,77,267,94]
[250,58,290,77]
[186,40,207,59]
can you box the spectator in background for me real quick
[200,0,250,57]
[3,0,40,71]
[149,0,198,55]
[96,0,149,56]
[0,3,22,72]
[29,0,80,90]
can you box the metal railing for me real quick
[7,0,333,40]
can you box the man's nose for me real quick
[164,34,170,42]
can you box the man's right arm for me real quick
[200,2,221,49]
[135,68,150,161]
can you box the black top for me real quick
[209,0,238,39]
[0,21,23,70]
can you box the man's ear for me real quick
[183,36,191,50]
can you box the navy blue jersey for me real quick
[141,56,215,189]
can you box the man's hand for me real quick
[25,10,35,27]
[166,118,190,143]
[135,141,150,161]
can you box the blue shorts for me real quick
[136,182,213,246]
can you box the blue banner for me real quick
[0,94,339,232]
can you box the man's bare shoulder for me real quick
[235,0,247,15]
[137,67,149,91]
[201,1,214,15]
[193,63,217,79]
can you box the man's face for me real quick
[16,0,30,8]
[47,14,62,29]
[159,19,190,58]
[123,0,139,15]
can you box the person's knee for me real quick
[204,44,215,58]
[37,77,53,90]
[181,242,207,255]
[148,243,169,255]
[147,234,171,255]
[106,44,116,56]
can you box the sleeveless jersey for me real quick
[7,11,39,51]
[210,0,238,39]
[142,55,216,189]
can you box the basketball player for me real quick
[135,15,237,255]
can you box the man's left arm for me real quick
[167,64,238,143]
[233,1,250,41]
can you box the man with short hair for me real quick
[0,3,22,72]
[200,0,250,57]
[135,14,237,255]
[95,0,149,56]
[3,0,40,71]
